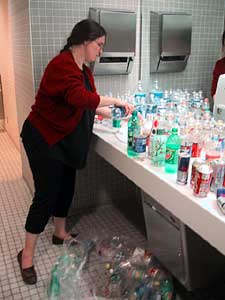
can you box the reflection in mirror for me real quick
[141,0,225,103]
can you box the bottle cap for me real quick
[172,128,178,133]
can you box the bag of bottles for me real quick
[47,235,174,300]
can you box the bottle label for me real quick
[133,135,147,154]
[151,137,166,164]
[128,128,133,147]
[165,147,178,165]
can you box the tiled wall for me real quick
[29,0,140,97]
[141,0,225,101]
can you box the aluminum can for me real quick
[216,188,225,215]
[190,158,204,188]
[176,152,190,185]
[193,163,213,197]
[191,142,201,157]
[210,159,225,193]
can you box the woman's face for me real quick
[84,36,105,62]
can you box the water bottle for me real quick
[111,106,126,128]
[127,110,140,157]
[165,128,181,173]
[134,80,146,106]
[150,80,164,105]
[134,80,146,117]
[201,98,210,115]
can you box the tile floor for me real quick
[1,131,225,300]
[0,131,147,300]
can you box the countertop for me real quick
[92,121,225,256]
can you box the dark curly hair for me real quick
[60,19,106,53]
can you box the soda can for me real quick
[216,188,225,215]
[176,152,190,185]
[190,158,204,188]
[191,142,201,157]
[210,159,225,193]
[193,163,213,198]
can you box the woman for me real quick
[18,19,133,285]
[211,30,225,99]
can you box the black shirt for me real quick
[21,68,96,169]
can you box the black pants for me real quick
[22,138,76,234]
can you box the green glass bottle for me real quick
[127,110,140,157]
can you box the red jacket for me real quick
[28,51,100,146]
[211,56,225,97]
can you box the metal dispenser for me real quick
[150,12,192,73]
[89,8,136,75]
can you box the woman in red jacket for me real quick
[211,30,225,99]
[17,19,133,285]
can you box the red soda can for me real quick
[190,158,204,188]
[191,142,201,157]
[193,164,213,197]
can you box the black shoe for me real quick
[52,233,79,245]
[17,250,37,285]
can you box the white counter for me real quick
[92,122,225,256]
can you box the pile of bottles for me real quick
[95,236,174,300]
[124,80,225,200]
[48,235,174,300]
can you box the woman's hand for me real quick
[114,99,134,116]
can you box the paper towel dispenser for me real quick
[89,8,136,75]
[150,12,192,73]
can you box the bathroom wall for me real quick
[8,0,35,189]
[0,0,19,148]
[141,0,225,101]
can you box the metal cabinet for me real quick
[142,191,225,291]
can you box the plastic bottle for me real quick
[48,264,61,300]
[111,106,126,128]
[147,268,173,300]
[134,80,146,106]
[165,128,181,173]
[201,98,210,115]
[150,128,167,167]
[150,80,164,105]
[127,110,140,157]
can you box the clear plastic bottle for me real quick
[48,263,61,300]
[150,80,164,105]
[147,268,173,300]
[127,110,140,157]
[165,128,181,173]
[111,106,126,128]
[201,97,210,115]
[134,80,146,106]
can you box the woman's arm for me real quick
[95,107,112,118]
